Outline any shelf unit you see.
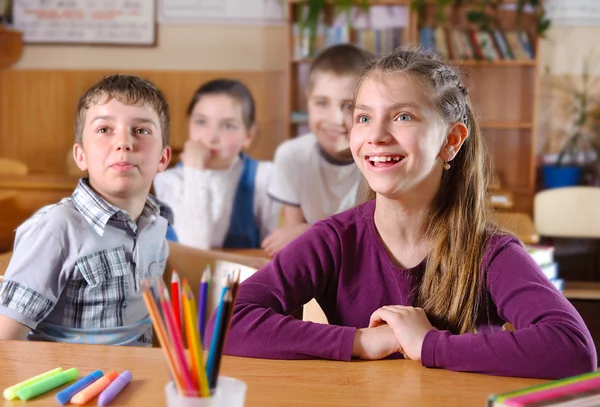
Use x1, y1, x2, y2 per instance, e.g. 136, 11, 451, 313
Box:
284, 0, 540, 213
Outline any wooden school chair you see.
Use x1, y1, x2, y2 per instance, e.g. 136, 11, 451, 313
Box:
0, 158, 28, 175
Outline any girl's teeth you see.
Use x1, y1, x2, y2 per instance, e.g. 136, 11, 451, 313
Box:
369, 156, 402, 162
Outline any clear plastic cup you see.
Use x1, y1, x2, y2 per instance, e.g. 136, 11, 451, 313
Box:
164, 377, 247, 407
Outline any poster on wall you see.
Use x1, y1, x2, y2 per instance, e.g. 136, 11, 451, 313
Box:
545, 0, 600, 26
158, 0, 284, 25
11, 0, 156, 45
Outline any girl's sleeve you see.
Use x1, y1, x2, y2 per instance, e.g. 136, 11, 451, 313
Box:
205, 222, 357, 360
154, 168, 212, 250
421, 239, 596, 379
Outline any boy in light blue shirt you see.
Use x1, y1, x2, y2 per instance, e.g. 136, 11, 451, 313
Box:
0, 74, 172, 346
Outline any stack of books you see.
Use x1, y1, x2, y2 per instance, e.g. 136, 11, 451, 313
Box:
526, 244, 564, 292
488, 370, 600, 406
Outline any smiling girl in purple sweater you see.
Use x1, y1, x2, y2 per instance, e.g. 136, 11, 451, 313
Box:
207, 47, 596, 379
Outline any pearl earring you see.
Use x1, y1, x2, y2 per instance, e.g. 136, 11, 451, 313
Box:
443, 162, 451, 170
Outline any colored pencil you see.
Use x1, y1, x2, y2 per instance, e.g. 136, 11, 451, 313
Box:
182, 281, 210, 397
141, 282, 185, 393
208, 289, 233, 390
205, 277, 230, 382
159, 287, 196, 394
198, 265, 211, 345
171, 270, 181, 333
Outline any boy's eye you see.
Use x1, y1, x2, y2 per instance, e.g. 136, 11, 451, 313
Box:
342, 103, 353, 111
395, 113, 413, 122
356, 115, 370, 124
315, 100, 328, 107
195, 119, 206, 126
223, 123, 237, 130
135, 128, 150, 135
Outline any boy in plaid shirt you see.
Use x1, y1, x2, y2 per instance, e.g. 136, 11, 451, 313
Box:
0, 74, 173, 346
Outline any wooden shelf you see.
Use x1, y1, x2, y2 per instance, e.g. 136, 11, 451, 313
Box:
450, 59, 536, 67
293, 58, 536, 67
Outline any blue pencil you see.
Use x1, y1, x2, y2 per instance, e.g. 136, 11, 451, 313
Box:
198, 265, 211, 346
205, 280, 229, 381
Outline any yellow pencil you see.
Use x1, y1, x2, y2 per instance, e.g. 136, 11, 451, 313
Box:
182, 280, 210, 397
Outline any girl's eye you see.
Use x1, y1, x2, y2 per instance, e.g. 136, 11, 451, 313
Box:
356, 115, 370, 124
395, 113, 413, 122
97, 127, 109, 134
195, 119, 205, 126
135, 128, 150, 135
315, 100, 327, 107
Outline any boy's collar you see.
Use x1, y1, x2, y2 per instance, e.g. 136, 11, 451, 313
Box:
72, 178, 166, 236
317, 145, 355, 166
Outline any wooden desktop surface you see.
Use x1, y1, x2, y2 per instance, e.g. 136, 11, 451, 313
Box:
0, 341, 545, 407
0, 174, 79, 191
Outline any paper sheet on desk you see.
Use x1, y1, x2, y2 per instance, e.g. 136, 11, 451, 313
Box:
206, 260, 258, 318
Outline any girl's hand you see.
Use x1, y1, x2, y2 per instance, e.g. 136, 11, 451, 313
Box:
368, 306, 437, 361
181, 140, 210, 170
351, 325, 403, 360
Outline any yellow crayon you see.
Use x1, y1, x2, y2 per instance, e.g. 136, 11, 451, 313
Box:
3, 367, 63, 400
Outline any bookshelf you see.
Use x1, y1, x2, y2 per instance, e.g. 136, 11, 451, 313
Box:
285, 0, 541, 213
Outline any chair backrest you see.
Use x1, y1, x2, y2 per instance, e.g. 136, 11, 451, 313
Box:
534, 187, 600, 239
0, 158, 28, 175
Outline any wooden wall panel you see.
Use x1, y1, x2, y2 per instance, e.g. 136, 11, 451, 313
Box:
0, 70, 286, 174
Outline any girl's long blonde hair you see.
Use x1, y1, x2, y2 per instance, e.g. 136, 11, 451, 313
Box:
357, 47, 497, 334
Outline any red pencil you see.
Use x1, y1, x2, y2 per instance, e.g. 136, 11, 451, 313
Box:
171, 270, 181, 333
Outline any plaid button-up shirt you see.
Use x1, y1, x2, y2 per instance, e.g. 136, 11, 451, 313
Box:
0, 179, 172, 346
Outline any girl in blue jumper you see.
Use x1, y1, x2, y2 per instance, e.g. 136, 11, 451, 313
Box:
154, 79, 280, 249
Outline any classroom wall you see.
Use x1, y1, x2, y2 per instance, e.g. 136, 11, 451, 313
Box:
537, 26, 600, 157
0, 24, 287, 174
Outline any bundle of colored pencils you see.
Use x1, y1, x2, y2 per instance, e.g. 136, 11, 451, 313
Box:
141, 268, 240, 398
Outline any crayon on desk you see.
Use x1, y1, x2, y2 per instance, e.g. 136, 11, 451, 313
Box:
3, 367, 63, 400
55, 370, 103, 405
98, 370, 132, 406
71, 371, 118, 405
16, 368, 78, 401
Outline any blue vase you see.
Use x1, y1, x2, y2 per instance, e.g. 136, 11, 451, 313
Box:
542, 165, 582, 189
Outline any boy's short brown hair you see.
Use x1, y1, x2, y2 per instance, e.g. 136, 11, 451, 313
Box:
308, 44, 375, 90
74, 74, 170, 147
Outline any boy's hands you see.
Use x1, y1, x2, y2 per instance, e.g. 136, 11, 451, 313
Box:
181, 140, 211, 170
352, 325, 403, 360
261, 224, 311, 257
368, 306, 437, 361
0, 314, 30, 340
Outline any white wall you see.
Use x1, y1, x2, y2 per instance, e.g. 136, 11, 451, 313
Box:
13, 24, 287, 71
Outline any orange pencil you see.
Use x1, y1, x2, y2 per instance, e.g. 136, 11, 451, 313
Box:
141, 284, 186, 393
70, 371, 118, 405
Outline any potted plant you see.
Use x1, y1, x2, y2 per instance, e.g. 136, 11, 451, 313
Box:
541, 55, 600, 189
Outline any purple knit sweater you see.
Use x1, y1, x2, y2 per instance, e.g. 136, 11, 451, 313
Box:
207, 200, 596, 379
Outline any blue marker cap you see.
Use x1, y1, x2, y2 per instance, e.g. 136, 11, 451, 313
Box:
55, 370, 103, 405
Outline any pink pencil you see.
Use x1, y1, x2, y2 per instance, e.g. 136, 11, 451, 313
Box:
159, 287, 197, 394
504, 376, 600, 406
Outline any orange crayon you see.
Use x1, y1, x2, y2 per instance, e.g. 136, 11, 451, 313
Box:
71, 371, 118, 405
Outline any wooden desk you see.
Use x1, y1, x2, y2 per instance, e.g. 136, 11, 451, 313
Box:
224, 248, 270, 260
0, 174, 79, 191
0, 341, 545, 406
0, 175, 79, 252
0, 190, 17, 203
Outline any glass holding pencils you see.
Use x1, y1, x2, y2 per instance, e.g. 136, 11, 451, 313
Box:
141, 269, 246, 406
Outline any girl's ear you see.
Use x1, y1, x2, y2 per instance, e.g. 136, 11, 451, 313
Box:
242, 124, 257, 149
73, 143, 88, 171
439, 122, 468, 162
